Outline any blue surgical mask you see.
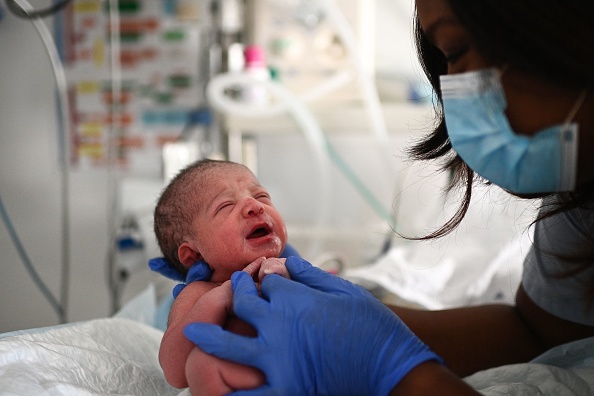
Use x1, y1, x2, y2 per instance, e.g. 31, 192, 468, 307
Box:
440, 68, 583, 194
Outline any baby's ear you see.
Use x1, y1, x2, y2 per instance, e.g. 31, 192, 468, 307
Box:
177, 242, 203, 270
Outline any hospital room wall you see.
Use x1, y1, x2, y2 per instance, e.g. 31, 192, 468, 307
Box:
0, 1, 423, 333
0, 15, 114, 332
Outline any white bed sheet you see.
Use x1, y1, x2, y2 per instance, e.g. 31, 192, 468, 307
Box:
465, 336, 594, 395
0, 317, 178, 396
1, 281, 593, 395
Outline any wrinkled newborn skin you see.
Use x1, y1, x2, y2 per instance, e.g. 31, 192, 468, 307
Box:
159, 257, 290, 396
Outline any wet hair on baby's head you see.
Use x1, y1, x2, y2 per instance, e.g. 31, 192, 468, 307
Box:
153, 159, 248, 275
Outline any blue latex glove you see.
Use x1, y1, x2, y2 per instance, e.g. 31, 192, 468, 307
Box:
279, 243, 300, 259
148, 257, 212, 298
184, 256, 442, 395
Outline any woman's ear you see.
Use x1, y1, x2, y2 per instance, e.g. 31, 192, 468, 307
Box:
178, 242, 203, 270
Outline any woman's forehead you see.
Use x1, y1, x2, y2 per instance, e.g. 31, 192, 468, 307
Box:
415, 0, 459, 37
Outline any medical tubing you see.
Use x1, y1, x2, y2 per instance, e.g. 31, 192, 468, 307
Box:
259, 78, 330, 256
207, 72, 394, 226
257, 0, 396, 228
207, 70, 353, 118
326, 144, 395, 228
0, 191, 64, 319
320, 0, 400, 229
106, 0, 124, 314
298, 69, 353, 103
207, 73, 331, 255
5, 0, 73, 19
318, 0, 393, 165
13, 0, 71, 324
207, 73, 330, 154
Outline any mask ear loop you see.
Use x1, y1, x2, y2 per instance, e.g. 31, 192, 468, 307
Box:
562, 89, 588, 128
558, 90, 587, 191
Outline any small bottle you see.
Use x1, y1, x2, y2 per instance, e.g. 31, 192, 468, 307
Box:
240, 45, 270, 105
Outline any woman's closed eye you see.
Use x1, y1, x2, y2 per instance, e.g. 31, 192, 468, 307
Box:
444, 46, 468, 64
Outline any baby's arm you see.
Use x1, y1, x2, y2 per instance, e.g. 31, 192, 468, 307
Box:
159, 280, 221, 388
184, 257, 290, 395
159, 257, 290, 391
184, 281, 264, 395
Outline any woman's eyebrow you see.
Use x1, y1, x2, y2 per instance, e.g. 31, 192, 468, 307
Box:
423, 16, 461, 43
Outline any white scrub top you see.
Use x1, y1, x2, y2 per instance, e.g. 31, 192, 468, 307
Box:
522, 197, 594, 326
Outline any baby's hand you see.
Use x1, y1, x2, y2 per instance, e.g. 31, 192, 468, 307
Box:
258, 257, 289, 283
242, 257, 266, 279
241, 257, 290, 284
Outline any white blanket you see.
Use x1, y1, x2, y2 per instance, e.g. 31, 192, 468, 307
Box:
0, 315, 592, 395
0, 317, 178, 396
465, 336, 594, 395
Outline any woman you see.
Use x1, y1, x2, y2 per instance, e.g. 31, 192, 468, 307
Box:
181, 1, 594, 394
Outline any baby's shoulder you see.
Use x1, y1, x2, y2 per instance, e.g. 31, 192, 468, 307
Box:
167, 281, 221, 327
180, 280, 219, 300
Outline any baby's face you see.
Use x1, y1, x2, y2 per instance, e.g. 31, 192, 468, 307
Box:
190, 165, 288, 283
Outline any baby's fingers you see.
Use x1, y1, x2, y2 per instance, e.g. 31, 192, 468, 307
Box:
258, 257, 288, 282
242, 257, 265, 278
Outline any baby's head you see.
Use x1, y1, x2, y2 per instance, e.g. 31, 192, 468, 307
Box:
154, 159, 287, 283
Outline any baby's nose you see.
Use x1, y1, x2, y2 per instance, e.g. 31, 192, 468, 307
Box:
242, 197, 264, 217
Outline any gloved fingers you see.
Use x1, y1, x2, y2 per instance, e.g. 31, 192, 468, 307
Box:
285, 256, 366, 296
185, 260, 213, 282
169, 259, 213, 298
184, 323, 263, 367
230, 386, 277, 396
279, 242, 300, 259
231, 271, 270, 321
172, 283, 186, 298
257, 270, 323, 306
148, 257, 184, 282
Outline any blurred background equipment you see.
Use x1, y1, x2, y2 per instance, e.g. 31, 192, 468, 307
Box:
0, 0, 534, 333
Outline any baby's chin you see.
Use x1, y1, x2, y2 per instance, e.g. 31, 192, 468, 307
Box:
209, 251, 282, 283
250, 243, 285, 261
241, 250, 279, 268
252, 245, 285, 261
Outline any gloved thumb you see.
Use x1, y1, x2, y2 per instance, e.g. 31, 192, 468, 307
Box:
185, 260, 213, 283
184, 323, 262, 367
285, 256, 356, 295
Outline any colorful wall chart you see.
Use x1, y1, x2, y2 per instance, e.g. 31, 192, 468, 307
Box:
56, 0, 205, 176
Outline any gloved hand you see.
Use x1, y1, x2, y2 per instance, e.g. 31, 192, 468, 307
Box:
148, 257, 212, 298
184, 256, 442, 395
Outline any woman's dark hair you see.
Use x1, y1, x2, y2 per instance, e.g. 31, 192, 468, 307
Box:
410, 0, 594, 239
